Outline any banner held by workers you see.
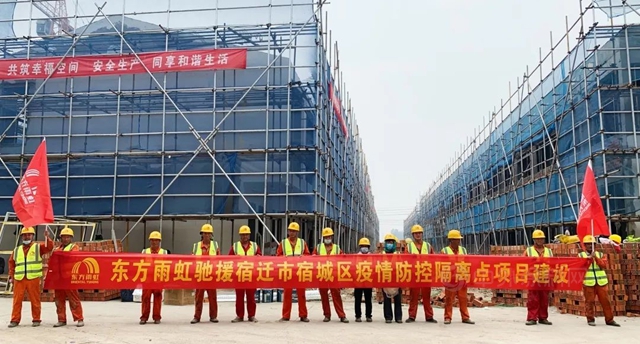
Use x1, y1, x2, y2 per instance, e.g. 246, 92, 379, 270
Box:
0, 48, 248, 81
45, 252, 590, 291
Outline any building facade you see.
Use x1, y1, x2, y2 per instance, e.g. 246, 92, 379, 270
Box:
0, 0, 378, 254
405, 5, 640, 253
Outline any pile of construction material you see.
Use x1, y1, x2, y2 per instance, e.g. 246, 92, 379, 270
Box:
431, 291, 493, 308
490, 243, 640, 317
35, 239, 123, 302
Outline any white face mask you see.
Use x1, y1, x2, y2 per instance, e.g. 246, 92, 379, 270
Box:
360, 247, 369, 254
22, 240, 32, 245
323, 239, 332, 245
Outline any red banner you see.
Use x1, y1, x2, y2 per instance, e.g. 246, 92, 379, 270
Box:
12, 139, 54, 227
0, 48, 247, 80
44, 252, 590, 291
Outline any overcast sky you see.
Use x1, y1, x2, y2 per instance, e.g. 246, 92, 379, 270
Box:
328, 0, 638, 239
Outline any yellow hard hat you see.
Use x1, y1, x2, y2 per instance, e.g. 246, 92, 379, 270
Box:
609, 234, 621, 244
287, 222, 300, 231
60, 227, 74, 237
532, 229, 546, 239
411, 224, 424, 234
322, 227, 334, 237
447, 229, 463, 239
358, 237, 370, 246
149, 231, 162, 240
20, 227, 35, 235
200, 224, 213, 233
384, 233, 397, 242
239, 225, 251, 234
583, 235, 596, 244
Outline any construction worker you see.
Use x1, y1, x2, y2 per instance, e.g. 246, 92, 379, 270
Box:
276, 221, 310, 322
229, 225, 261, 323
313, 227, 348, 323
53, 227, 84, 328
523, 229, 553, 326
441, 229, 474, 325
406, 224, 437, 323
354, 237, 373, 323
191, 223, 220, 324
140, 231, 167, 325
8, 227, 53, 328
381, 234, 402, 323
579, 235, 620, 327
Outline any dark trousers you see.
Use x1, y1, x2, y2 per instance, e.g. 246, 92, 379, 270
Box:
383, 289, 402, 321
354, 288, 372, 319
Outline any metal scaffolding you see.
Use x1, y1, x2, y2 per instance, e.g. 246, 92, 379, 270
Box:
405, 0, 640, 253
0, 0, 379, 253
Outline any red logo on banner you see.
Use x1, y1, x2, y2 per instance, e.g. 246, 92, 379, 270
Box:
0, 48, 247, 81
12, 139, 54, 227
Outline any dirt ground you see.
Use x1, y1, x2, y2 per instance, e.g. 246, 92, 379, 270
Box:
0, 295, 638, 344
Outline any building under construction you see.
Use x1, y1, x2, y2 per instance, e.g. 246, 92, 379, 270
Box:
405, 1, 640, 253
0, 0, 379, 254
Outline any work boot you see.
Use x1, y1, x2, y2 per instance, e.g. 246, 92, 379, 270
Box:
526, 320, 537, 326
385, 319, 392, 323
8, 322, 18, 328
190, 318, 199, 324
444, 319, 451, 325
588, 322, 596, 326
538, 319, 552, 325
153, 320, 160, 324
231, 317, 243, 323
366, 317, 372, 323
340, 318, 349, 323
607, 321, 621, 327
355, 318, 362, 323
76, 320, 84, 327
300, 317, 309, 322
323, 317, 330, 322
426, 318, 438, 323
278, 318, 289, 322
395, 319, 403, 324
53, 322, 66, 327
32, 322, 41, 327
248, 317, 258, 323
462, 319, 475, 325
210, 318, 218, 323
405, 318, 415, 323
139, 320, 147, 325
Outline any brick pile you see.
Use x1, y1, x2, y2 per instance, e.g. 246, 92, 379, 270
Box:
490, 243, 640, 317
431, 291, 493, 308
31, 239, 124, 302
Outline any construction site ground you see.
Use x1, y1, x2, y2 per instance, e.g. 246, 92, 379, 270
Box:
1, 291, 638, 344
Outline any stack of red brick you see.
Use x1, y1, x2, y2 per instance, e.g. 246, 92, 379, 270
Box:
490, 243, 640, 317
25, 239, 124, 302
431, 291, 493, 308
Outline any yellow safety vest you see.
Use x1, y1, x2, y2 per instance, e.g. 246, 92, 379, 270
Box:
579, 251, 608, 286
234, 241, 257, 256
192, 241, 218, 255
408, 241, 431, 254
142, 248, 167, 254
526, 246, 553, 257
62, 243, 76, 252
14, 244, 42, 281
317, 243, 339, 255
441, 246, 467, 255
282, 238, 304, 256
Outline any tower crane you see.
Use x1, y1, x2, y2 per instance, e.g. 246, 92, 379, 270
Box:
33, 0, 72, 36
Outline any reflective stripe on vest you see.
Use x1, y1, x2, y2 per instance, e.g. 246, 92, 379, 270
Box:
526, 247, 553, 257
579, 251, 608, 286
142, 248, 167, 254
234, 241, 257, 256
408, 241, 431, 254
317, 243, 339, 255
283, 238, 303, 256
63, 243, 75, 252
441, 246, 467, 255
193, 241, 218, 255
14, 244, 42, 281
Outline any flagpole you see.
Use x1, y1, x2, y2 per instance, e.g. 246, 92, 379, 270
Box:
590, 218, 594, 253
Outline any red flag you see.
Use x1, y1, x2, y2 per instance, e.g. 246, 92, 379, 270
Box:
576, 160, 609, 240
12, 139, 54, 227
